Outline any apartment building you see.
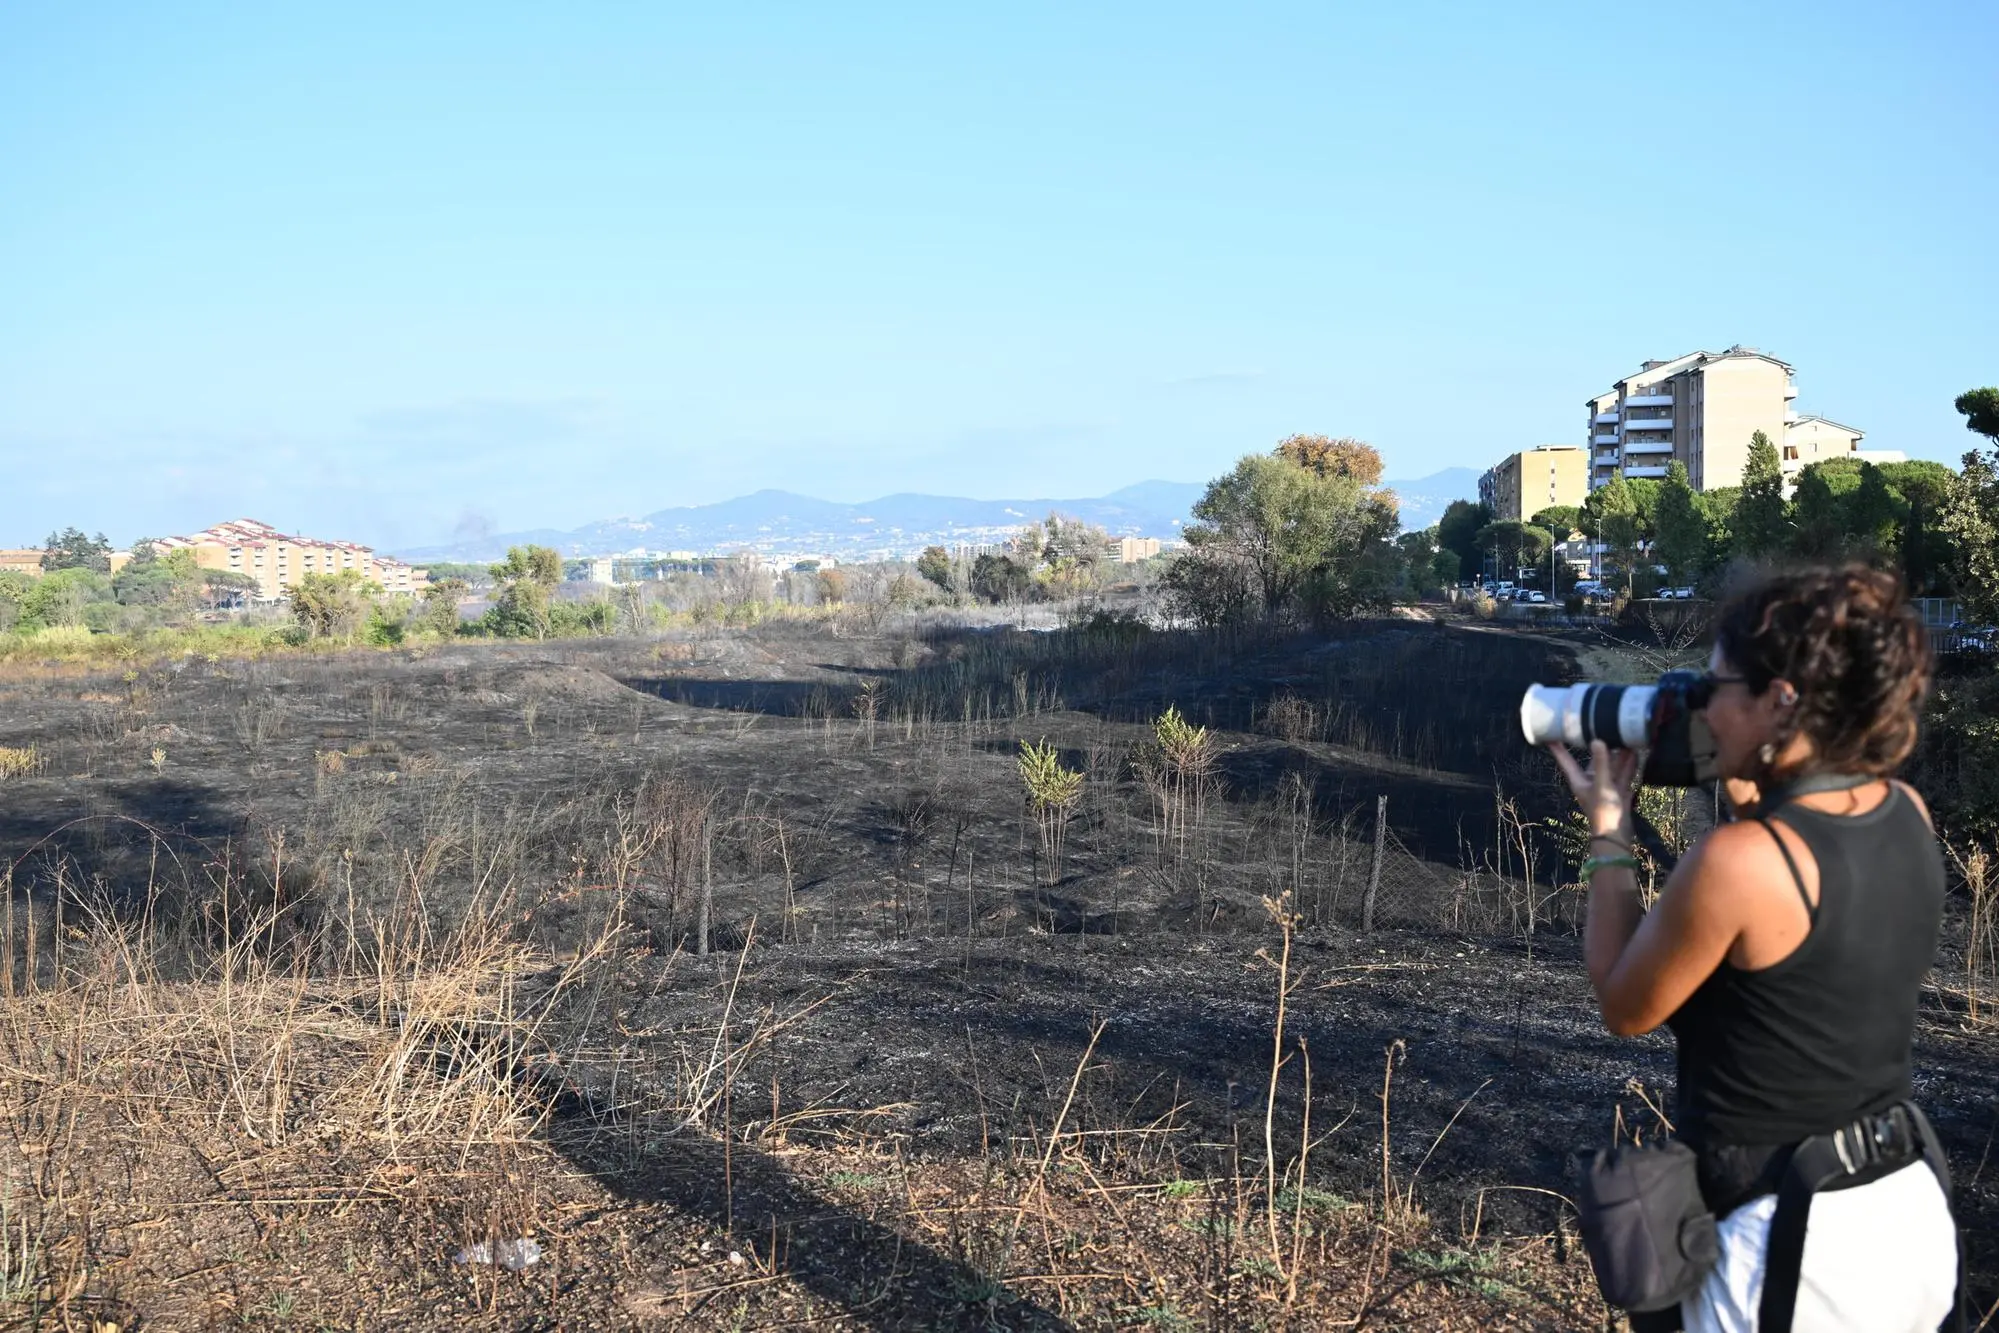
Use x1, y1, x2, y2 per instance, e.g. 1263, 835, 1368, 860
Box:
1584, 346, 1889, 491
155, 519, 428, 601
0, 550, 45, 577
1103, 536, 1162, 563
1478, 446, 1588, 522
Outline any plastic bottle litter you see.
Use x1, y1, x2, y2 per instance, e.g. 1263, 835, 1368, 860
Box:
453, 1237, 543, 1271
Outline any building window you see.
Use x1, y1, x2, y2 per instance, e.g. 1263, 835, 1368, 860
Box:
1784, 446, 1799, 461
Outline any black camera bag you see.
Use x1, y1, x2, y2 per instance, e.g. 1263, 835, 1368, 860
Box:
1574, 1140, 1719, 1313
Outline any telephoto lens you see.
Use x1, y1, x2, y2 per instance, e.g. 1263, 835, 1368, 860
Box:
1519, 682, 1658, 750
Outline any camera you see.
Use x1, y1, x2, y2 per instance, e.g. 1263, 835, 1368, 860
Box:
1519, 670, 1719, 787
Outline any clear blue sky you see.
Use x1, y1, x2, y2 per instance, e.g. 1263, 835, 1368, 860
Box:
3, 2, 1994, 551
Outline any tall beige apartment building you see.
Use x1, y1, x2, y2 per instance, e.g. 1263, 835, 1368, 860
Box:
1585, 346, 1887, 491
155, 519, 427, 601
1478, 445, 1588, 522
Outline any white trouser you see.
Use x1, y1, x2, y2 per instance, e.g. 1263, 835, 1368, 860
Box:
1684, 1158, 1957, 1332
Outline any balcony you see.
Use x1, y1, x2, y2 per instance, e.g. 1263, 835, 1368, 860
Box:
1624, 419, 1674, 433
1625, 393, 1673, 408
1624, 465, 1670, 478
1784, 382, 1798, 399
1595, 451, 1621, 466
1594, 411, 1619, 425
1592, 433, 1620, 445
1623, 439, 1674, 455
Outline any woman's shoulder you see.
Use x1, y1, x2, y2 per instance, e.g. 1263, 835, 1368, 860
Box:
1678, 817, 1819, 916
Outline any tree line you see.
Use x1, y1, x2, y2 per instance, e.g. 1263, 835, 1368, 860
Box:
1161, 391, 1999, 626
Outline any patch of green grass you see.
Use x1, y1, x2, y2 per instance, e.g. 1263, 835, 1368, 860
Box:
826, 1170, 888, 1191
1274, 1184, 1354, 1213
1128, 1302, 1195, 1330
1161, 1178, 1203, 1200
1232, 1255, 1281, 1281
1176, 1215, 1236, 1239
1401, 1245, 1522, 1302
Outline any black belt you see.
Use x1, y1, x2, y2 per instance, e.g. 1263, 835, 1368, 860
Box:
1703, 1104, 1957, 1333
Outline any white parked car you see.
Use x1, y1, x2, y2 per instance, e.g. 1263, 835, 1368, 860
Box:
1521, 590, 1548, 604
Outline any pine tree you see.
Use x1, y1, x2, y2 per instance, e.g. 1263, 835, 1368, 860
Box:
1653, 463, 1708, 586
1733, 431, 1790, 558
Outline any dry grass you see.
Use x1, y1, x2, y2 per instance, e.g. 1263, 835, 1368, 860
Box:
0, 749, 44, 781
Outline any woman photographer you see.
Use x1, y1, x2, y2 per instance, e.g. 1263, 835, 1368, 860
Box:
1549, 564, 1956, 1333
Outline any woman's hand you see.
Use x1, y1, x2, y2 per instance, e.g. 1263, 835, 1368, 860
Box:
1547, 740, 1639, 839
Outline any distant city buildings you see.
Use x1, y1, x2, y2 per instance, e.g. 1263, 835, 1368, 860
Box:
154, 519, 428, 600
1478, 447, 1588, 522
1583, 346, 1896, 492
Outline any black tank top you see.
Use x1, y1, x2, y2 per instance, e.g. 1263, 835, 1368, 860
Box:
1666, 786, 1947, 1148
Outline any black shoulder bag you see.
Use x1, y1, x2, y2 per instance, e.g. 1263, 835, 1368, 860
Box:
1574, 1139, 1719, 1314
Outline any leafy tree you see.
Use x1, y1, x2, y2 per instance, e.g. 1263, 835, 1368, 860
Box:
1733, 430, 1791, 558
40, 527, 113, 574
1584, 476, 1646, 592
1430, 547, 1461, 589
421, 561, 490, 586
485, 545, 563, 639
1160, 548, 1253, 627
1878, 460, 1958, 594
1474, 521, 1553, 581
1846, 462, 1906, 559
199, 569, 261, 609
22, 568, 111, 630
0, 571, 32, 632
1168, 451, 1397, 623
1026, 513, 1108, 597
1652, 462, 1708, 585
815, 568, 846, 604
1273, 434, 1384, 485
1944, 447, 1999, 625
1698, 487, 1741, 583
419, 578, 469, 635
1529, 506, 1584, 540
290, 569, 378, 642
915, 545, 954, 592
969, 553, 1034, 604
1435, 500, 1493, 584
1396, 529, 1442, 597
1956, 387, 1999, 444
1792, 459, 1865, 558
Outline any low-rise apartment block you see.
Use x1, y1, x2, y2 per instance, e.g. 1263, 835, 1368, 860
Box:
1478, 446, 1588, 522
1103, 536, 1162, 563
1584, 346, 1889, 491
155, 519, 428, 601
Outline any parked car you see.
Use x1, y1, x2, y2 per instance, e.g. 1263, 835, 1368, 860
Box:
1658, 586, 1697, 600
1520, 590, 1548, 604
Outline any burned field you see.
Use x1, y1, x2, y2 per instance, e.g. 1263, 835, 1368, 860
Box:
0, 616, 1991, 1330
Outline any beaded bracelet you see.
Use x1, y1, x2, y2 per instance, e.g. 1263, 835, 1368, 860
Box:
1579, 853, 1641, 879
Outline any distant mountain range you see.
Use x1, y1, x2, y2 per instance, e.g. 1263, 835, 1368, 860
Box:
394, 468, 1481, 564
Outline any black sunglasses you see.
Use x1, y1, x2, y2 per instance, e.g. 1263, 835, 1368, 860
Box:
1684, 672, 1749, 709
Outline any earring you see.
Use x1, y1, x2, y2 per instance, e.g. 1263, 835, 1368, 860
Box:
1759, 742, 1777, 765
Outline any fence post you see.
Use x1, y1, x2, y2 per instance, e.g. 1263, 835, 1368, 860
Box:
698, 816, 713, 957
1363, 794, 1387, 933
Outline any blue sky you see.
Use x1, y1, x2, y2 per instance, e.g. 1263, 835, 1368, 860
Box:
2, 2, 1994, 552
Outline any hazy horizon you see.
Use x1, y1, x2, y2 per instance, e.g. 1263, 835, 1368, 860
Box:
4, 4, 1993, 549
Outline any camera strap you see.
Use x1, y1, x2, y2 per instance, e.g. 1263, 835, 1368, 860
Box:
1757, 771, 1875, 811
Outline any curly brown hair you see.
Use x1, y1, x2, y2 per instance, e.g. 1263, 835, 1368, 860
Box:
1715, 564, 1931, 777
